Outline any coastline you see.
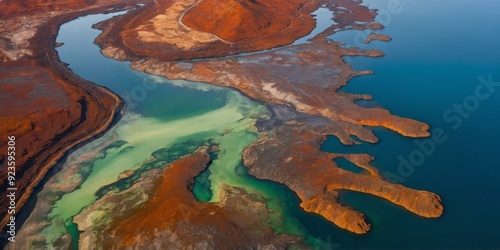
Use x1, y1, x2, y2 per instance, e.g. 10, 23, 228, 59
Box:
3, 0, 500, 248
90, 0, 442, 236
0, 1, 149, 233
2, 0, 446, 248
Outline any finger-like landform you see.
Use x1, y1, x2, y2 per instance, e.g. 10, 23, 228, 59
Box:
93, 0, 443, 237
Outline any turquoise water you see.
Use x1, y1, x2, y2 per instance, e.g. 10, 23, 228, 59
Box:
48, 11, 334, 249
320, 0, 500, 248
44, 1, 500, 248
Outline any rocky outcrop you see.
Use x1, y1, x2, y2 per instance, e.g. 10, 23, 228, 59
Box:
126, 43, 429, 140
183, 0, 314, 42
243, 115, 443, 234
364, 33, 392, 44
0, 62, 120, 231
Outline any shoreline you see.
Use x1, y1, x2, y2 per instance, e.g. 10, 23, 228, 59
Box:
0, 1, 149, 235
2, 0, 444, 247
90, 0, 442, 237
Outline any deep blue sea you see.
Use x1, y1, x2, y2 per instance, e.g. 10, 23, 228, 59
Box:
322, 0, 500, 248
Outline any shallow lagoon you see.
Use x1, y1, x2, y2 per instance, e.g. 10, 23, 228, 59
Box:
17, 0, 500, 248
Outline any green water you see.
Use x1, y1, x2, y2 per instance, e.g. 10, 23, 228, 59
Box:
47, 90, 258, 220
26, 0, 500, 248
192, 163, 213, 202
24, 11, 337, 249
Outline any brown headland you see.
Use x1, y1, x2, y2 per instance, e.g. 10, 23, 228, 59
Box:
73, 147, 301, 249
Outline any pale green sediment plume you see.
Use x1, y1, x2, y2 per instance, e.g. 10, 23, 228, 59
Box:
41, 90, 286, 244
49, 90, 264, 219
20, 10, 324, 247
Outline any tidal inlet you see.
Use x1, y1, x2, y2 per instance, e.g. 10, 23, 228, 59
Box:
10, 0, 500, 249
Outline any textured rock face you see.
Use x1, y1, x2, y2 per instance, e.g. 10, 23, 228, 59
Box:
0, 60, 122, 230
74, 147, 300, 249
93, 0, 319, 60
0, 63, 91, 216
182, 0, 312, 42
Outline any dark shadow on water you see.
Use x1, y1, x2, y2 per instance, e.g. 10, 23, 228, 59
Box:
334, 158, 365, 174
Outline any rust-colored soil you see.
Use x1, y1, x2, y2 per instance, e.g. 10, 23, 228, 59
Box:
0, 60, 121, 229
0, 0, 148, 229
93, 0, 320, 60
244, 121, 443, 234
183, 0, 312, 42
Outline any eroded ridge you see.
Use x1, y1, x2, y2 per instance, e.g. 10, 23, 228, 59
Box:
245, 106, 443, 234
129, 42, 429, 141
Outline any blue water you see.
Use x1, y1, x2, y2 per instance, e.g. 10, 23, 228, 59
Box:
294, 7, 336, 45
52, 1, 500, 248
321, 0, 500, 248
56, 13, 227, 119
53, 12, 346, 249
